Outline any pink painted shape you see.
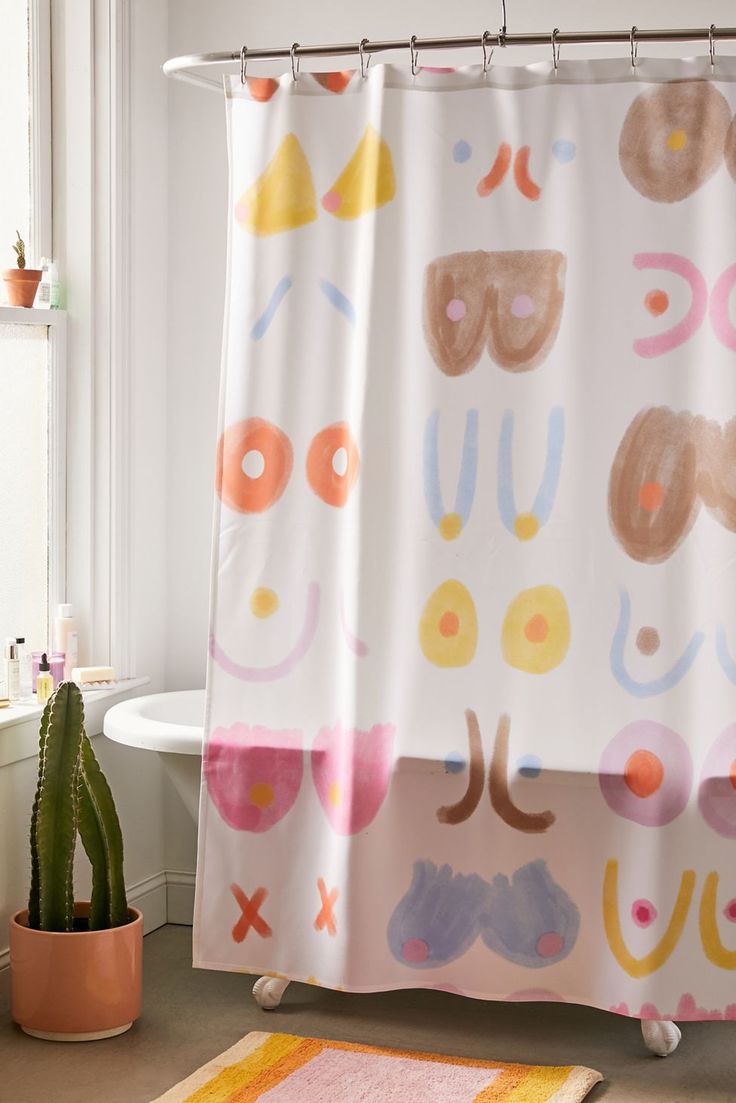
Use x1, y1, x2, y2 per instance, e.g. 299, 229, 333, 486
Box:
311, 721, 395, 835
340, 594, 369, 657
260, 1048, 499, 1103
321, 190, 342, 213
210, 581, 320, 683
633, 253, 708, 358
632, 898, 658, 928
234, 199, 249, 224
709, 263, 736, 351
204, 724, 303, 832
506, 989, 566, 1003
445, 298, 467, 321
511, 294, 535, 318
724, 898, 736, 922
611, 994, 736, 1021
536, 932, 565, 958
402, 938, 429, 964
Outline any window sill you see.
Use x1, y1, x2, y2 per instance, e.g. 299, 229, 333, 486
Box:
0, 677, 151, 768
0, 305, 66, 325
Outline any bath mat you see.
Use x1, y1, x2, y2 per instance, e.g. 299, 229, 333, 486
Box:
151, 1031, 603, 1102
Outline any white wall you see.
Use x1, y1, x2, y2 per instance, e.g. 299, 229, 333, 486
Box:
163, 0, 736, 689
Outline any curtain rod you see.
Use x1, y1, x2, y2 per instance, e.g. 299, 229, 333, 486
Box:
163, 25, 736, 90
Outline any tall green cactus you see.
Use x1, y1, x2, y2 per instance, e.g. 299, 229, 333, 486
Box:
28, 682, 129, 932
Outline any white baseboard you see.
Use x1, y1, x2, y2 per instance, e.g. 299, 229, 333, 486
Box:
0, 868, 195, 1009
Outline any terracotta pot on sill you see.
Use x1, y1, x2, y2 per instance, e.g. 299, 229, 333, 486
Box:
10, 904, 143, 1041
3, 268, 42, 307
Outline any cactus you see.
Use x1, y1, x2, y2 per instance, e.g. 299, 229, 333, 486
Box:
12, 230, 26, 269
28, 682, 129, 932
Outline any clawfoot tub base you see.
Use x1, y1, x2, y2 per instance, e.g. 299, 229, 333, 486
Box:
253, 976, 291, 1009
641, 1019, 682, 1056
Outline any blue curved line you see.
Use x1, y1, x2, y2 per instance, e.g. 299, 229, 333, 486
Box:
250, 276, 293, 340
531, 406, 565, 525
715, 624, 736, 684
497, 409, 517, 534
423, 410, 445, 526
319, 278, 357, 325
454, 410, 479, 523
610, 589, 705, 698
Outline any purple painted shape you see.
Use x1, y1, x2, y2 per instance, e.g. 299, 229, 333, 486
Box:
387, 861, 491, 968
311, 721, 395, 835
210, 582, 320, 682
698, 723, 736, 838
709, 263, 736, 351
479, 860, 579, 968
204, 724, 303, 832
633, 253, 708, 358
599, 720, 692, 827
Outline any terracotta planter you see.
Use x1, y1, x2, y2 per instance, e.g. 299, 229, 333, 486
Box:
3, 268, 42, 307
10, 904, 143, 1041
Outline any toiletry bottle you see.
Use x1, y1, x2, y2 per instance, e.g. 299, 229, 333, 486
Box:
15, 637, 32, 701
5, 638, 20, 702
55, 604, 78, 679
37, 258, 51, 308
36, 653, 54, 704
48, 260, 60, 309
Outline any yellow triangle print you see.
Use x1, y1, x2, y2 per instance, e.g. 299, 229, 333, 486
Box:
235, 133, 317, 236
322, 125, 396, 220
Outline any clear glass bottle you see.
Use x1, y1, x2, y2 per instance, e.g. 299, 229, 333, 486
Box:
5, 638, 21, 702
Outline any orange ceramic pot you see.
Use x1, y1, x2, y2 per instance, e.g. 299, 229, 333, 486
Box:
10, 904, 143, 1041
2, 268, 42, 307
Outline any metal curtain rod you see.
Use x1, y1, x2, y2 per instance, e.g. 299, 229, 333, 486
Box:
163, 25, 736, 89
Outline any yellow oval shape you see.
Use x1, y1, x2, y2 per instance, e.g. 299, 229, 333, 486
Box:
501, 584, 570, 674
419, 579, 478, 668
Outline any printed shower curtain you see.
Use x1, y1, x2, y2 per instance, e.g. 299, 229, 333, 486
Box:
194, 56, 736, 1022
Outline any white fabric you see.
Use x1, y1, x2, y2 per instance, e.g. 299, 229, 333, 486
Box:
194, 57, 736, 1022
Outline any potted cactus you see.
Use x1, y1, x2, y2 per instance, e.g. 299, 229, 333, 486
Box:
9, 682, 143, 1041
3, 231, 42, 307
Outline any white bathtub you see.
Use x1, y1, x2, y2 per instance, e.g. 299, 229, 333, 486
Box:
103, 690, 204, 820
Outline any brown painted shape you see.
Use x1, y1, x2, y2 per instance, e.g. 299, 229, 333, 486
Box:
608, 407, 701, 564
725, 116, 736, 183
485, 251, 566, 373
702, 417, 736, 532
423, 253, 491, 376
619, 81, 731, 203
488, 714, 555, 834
436, 709, 485, 825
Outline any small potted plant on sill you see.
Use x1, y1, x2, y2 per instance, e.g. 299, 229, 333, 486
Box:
3, 231, 42, 307
9, 682, 143, 1041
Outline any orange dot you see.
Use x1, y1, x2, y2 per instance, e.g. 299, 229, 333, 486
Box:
624, 750, 664, 799
730, 760, 736, 792
524, 614, 549, 644
439, 611, 460, 637
644, 289, 669, 317
638, 481, 665, 512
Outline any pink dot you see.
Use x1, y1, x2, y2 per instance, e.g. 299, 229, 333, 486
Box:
446, 298, 466, 321
536, 931, 564, 958
724, 899, 736, 923
402, 938, 429, 964
234, 200, 249, 223
632, 899, 657, 928
321, 190, 342, 213
511, 294, 535, 319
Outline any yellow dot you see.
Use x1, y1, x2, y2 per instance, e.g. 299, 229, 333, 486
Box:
249, 782, 274, 808
329, 781, 341, 807
514, 512, 540, 541
250, 587, 279, 618
439, 512, 462, 540
666, 129, 687, 151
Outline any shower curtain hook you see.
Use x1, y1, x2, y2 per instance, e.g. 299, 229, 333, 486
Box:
709, 24, 717, 69
359, 37, 371, 79
499, 0, 508, 46
630, 26, 639, 69
290, 42, 300, 82
551, 28, 560, 72
481, 31, 494, 73
409, 35, 419, 76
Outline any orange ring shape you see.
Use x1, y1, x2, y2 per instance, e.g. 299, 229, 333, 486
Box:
216, 417, 293, 513
307, 422, 360, 507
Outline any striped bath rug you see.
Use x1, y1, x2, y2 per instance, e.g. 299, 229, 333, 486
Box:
151, 1031, 603, 1102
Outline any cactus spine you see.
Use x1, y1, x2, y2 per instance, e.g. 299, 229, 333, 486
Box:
28, 682, 129, 932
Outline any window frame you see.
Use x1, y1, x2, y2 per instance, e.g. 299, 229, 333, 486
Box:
29, 0, 53, 264
0, 305, 67, 643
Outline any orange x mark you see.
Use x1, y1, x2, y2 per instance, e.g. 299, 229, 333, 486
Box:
314, 878, 338, 936
230, 883, 272, 942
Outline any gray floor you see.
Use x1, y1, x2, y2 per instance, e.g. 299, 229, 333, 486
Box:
1, 924, 734, 1103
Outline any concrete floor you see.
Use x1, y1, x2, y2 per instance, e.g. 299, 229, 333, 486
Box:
1, 924, 734, 1103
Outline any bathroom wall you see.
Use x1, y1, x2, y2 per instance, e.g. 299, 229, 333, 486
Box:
163, 0, 736, 690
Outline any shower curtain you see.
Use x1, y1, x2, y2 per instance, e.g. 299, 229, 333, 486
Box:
194, 56, 736, 1022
